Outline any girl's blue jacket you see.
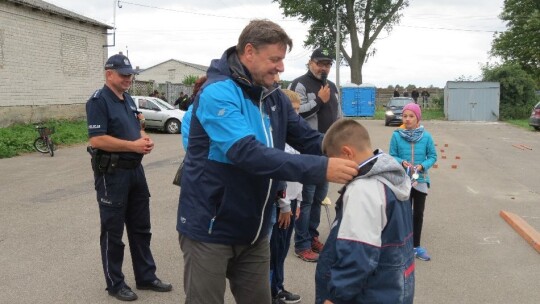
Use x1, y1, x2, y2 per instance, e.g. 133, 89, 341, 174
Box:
389, 128, 437, 185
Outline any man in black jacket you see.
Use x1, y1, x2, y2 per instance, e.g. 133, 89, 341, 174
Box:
288, 48, 342, 262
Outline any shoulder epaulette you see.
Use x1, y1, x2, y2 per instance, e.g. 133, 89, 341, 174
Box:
91, 89, 102, 100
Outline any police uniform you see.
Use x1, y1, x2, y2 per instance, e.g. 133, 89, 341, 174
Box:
86, 54, 171, 300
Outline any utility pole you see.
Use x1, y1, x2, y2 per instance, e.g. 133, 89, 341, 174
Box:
335, 6, 341, 100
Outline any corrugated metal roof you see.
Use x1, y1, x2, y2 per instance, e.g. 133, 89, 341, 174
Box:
6, 0, 113, 29
445, 81, 500, 89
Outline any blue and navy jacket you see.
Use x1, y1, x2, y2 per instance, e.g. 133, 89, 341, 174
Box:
389, 127, 437, 185
315, 152, 415, 304
177, 46, 327, 245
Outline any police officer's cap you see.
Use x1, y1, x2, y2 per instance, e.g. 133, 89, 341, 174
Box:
104, 54, 137, 75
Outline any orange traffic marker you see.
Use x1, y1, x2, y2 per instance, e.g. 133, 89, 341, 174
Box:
455, 156, 461, 160
440, 149, 445, 153
444, 144, 448, 147
442, 155, 447, 159
451, 164, 457, 169
433, 164, 438, 169
500, 210, 540, 253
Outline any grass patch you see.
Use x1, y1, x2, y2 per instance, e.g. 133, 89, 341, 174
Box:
504, 119, 536, 131
0, 119, 88, 159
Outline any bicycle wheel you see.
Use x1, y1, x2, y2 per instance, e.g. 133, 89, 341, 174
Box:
48, 139, 55, 157
33, 137, 50, 153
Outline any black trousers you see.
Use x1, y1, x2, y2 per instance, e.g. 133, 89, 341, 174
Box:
270, 199, 298, 297
94, 165, 157, 292
410, 187, 427, 248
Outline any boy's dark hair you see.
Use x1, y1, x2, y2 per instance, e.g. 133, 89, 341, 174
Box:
236, 19, 293, 54
322, 119, 371, 156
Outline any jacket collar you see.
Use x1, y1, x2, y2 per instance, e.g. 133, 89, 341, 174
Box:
307, 70, 325, 85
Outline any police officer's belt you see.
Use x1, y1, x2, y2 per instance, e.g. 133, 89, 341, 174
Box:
114, 159, 141, 169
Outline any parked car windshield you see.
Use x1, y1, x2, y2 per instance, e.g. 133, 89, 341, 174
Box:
151, 97, 175, 110
388, 98, 413, 107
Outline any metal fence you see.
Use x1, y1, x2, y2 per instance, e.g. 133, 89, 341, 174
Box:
129, 80, 194, 105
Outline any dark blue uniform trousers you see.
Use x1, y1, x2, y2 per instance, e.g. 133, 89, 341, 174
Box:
95, 165, 157, 292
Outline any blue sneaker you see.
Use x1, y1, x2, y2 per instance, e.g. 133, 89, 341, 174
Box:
414, 246, 431, 261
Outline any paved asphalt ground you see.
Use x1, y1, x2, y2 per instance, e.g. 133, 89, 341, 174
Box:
1, 119, 539, 304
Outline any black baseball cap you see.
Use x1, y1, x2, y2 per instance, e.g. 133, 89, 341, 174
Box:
311, 48, 333, 62
104, 54, 137, 75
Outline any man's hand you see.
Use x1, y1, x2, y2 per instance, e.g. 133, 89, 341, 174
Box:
278, 211, 292, 229
132, 137, 154, 154
326, 158, 358, 184
318, 85, 331, 103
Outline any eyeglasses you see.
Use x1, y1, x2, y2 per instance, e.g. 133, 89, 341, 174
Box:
315, 61, 332, 68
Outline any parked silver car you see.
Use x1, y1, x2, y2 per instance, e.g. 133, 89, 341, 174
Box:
132, 96, 185, 134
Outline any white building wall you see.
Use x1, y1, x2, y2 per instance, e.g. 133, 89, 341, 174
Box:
0, 1, 108, 108
136, 60, 206, 84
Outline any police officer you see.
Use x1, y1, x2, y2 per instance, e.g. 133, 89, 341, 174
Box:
86, 53, 172, 301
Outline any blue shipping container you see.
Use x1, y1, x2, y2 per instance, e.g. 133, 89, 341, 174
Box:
341, 86, 376, 117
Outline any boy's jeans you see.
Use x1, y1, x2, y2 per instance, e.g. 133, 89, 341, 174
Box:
294, 182, 328, 251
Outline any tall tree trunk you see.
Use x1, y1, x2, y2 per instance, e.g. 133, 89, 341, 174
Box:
350, 50, 366, 84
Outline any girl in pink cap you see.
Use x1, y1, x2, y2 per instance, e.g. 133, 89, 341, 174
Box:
389, 103, 437, 261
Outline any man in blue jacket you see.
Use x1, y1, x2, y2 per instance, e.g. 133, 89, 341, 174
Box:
177, 19, 358, 304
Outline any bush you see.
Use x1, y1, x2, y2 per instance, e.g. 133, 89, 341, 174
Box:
482, 63, 538, 119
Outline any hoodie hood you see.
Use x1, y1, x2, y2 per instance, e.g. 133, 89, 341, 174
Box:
356, 150, 411, 201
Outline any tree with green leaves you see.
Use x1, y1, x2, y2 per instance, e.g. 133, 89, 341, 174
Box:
275, 0, 408, 84
482, 63, 538, 119
182, 75, 199, 86
491, 0, 540, 87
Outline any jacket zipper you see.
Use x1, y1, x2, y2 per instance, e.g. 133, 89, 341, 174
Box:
208, 216, 216, 234
251, 92, 274, 244
410, 143, 415, 166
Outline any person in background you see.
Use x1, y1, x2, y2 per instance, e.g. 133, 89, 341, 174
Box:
180, 75, 208, 151
403, 90, 409, 97
159, 92, 168, 102
393, 89, 400, 97
174, 92, 189, 109
270, 88, 303, 304
389, 103, 437, 261
176, 19, 358, 304
421, 89, 430, 108
411, 88, 419, 104
288, 48, 341, 262
85, 53, 172, 302
315, 119, 414, 304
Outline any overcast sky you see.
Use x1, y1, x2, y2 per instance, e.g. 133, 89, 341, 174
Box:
44, 0, 506, 88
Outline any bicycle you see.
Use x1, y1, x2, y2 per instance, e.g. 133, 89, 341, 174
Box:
34, 125, 55, 157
